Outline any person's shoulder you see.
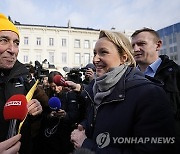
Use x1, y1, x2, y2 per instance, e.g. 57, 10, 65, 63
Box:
125, 67, 151, 88
125, 67, 163, 90
12, 60, 29, 76
126, 69, 167, 99
14, 60, 26, 69
159, 55, 180, 70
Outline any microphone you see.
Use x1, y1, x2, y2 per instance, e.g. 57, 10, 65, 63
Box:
45, 97, 62, 136
83, 63, 96, 72
3, 94, 28, 139
53, 75, 68, 87
48, 97, 61, 111
63, 66, 71, 72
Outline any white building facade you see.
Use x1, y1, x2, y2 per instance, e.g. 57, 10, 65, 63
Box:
15, 23, 133, 73
16, 24, 100, 73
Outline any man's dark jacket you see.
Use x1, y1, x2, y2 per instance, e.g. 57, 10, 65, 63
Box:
155, 55, 180, 119
0, 60, 47, 154
154, 55, 180, 153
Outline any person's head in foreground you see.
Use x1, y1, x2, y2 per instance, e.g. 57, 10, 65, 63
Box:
0, 13, 19, 70
93, 30, 136, 77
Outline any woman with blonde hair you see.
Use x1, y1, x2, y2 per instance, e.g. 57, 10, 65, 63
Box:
68, 30, 175, 154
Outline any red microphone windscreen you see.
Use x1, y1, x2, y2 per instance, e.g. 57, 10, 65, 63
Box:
3, 94, 28, 121
53, 75, 68, 87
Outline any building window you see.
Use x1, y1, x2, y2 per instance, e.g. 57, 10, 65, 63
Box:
84, 40, 90, 49
62, 38, 67, 47
75, 53, 81, 64
49, 38, 54, 46
173, 34, 176, 43
174, 55, 178, 61
23, 55, 28, 63
164, 49, 167, 55
93, 40, 97, 49
62, 52, 67, 64
36, 37, 41, 45
170, 47, 173, 53
174, 46, 177, 52
74, 39, 80, 48
24, 37, 29, 45
84, 53, 90, 64
169, 34, 172, 44
49, 52, 54, 64
36, 54, 41, 62
169, 34, 176, 44
162, 37, 166, 45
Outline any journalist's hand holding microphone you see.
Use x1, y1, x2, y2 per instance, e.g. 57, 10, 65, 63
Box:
53, 74, 81, 92
65, 81, 81, 92
51, 109, 66, 118
28, 99, 42, 116
48, 97, 66, 118
84, 68, 94, 82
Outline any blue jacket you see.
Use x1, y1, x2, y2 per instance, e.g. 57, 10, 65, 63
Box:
81, 67, 175, 154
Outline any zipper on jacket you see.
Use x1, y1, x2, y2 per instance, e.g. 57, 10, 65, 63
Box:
84, 87, 125, 126
95, 98, 125, 117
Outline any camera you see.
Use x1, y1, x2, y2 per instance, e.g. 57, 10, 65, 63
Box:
34, 61, 49, 80
66, 69, 83, 84
25, 61, 49, 81
63, 63, 95, 84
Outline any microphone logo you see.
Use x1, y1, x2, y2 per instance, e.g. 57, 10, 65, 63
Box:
5, 101, 22, 107
60, 77, 65, 83
49, 106, 59, 110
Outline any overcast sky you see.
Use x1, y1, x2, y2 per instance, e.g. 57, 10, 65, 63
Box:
1, 0, 180, 31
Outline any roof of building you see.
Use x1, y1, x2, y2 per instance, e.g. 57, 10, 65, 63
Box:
157, 22, 180, 37
14, 22, 100, 32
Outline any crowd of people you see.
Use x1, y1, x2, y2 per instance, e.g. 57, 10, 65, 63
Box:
0, 12, 180, 154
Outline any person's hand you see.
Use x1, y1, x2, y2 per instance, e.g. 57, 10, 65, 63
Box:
0, 134, 21, 154
71, 125, 86, 149
65, 81, 81, 92
28, 99, 42, 116
85, 68, 94, 81
77, 124, 84, 131
51, 109, 66, 118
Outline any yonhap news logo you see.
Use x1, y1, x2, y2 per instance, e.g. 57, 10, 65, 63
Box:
96, 132, 110, 148
96, 132, 175, 149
